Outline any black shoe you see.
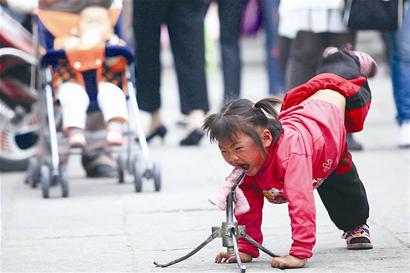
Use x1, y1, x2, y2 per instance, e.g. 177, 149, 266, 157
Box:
146, 125, 167, 143
347, 134, 363, 151
81, 152, 117, 178
180, 129, 204, 146
85, 164, 116, 178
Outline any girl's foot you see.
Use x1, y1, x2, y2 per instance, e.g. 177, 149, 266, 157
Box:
342, 224, 373, 250
323, 46, 378, 78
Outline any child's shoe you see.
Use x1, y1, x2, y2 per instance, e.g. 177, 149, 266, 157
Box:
349, 50, 378, 78
106, 120, 123, 146
323, 46, 378, 78
67, 128, 86, 148
342, 224, 373, 250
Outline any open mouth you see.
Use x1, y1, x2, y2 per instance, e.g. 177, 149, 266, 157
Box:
239, 164, 250, 171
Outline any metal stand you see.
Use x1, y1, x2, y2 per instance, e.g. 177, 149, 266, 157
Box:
153, 173, 278, 273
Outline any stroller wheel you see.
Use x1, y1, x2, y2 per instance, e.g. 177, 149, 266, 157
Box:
58, 167, 69, 198
132, 157, 143, 192
25, 157, 40, 188
40, 164, 51, 198
116, 156, 125, 184
152, 163, 161, 192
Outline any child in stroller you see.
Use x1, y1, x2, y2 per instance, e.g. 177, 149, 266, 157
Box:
52, 4, 127, 148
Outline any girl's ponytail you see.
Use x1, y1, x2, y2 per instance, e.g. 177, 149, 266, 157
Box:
254, 97, 281, 119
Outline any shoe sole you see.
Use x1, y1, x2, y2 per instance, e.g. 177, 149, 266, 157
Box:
347, 243, 373, 250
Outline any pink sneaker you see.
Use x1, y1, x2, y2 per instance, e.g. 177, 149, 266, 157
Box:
106, 121, 123, 146
323, 46, 378, 78
67, 128, 86, 148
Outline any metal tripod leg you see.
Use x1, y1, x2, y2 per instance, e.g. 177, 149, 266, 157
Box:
231, 230, 246, 273
242, 234, 278, 258
153, 230, 219, 268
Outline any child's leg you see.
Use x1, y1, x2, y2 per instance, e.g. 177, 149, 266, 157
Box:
317, 162, 369, 232
58, 82, 90, 129
58, 82, 89, 147
97, 82, 128, 123
97, 82, 128, 145
317, 47, 377, 80
317, 162, 372, 249
282, 48, 377, 133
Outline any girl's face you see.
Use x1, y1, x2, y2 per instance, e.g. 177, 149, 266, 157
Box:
218, 129, 273, 176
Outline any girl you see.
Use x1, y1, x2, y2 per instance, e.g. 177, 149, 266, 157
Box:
203, 47, 377, 269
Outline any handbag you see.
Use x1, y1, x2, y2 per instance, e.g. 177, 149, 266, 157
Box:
240, 0, 262, 36
343, 0, 404, 30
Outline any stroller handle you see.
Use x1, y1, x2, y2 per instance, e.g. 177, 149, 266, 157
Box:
40, 45, 134, 67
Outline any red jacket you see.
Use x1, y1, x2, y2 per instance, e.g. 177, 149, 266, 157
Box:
236, 73, 370, 259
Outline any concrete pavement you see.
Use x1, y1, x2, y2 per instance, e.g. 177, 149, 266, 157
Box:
1, 33, 410, 273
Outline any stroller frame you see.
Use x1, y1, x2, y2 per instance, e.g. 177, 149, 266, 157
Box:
25, 4, 161, 198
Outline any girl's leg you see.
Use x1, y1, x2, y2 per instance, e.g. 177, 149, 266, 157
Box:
97, 82, 128, 123
317, 162, 369, 232
97, 82, 128, 145
58, 82, 89, 147
58, 82, 89, 130
317, 161, 372, 249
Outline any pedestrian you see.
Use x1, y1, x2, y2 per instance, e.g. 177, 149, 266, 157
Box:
203, 47, 377, 269
390, 2, 410, 148
133, 0, 210, 146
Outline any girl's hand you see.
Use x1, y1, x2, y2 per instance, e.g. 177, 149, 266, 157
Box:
271, 255, 306, 269
215, 251, 253, 263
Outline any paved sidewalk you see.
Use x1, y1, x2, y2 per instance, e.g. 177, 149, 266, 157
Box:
1, 34, 409, 273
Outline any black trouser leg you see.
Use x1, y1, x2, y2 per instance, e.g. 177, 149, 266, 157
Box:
218, 0, 245, 103
286, 31, 355, 89
167, 0, 209, 114
317, 162, 369, 232
133, 0, 168, 113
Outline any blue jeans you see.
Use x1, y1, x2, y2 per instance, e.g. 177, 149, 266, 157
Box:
391, 4, 410, 125
261, 0, 285, 95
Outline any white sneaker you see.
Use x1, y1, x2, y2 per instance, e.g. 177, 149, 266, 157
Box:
399, 121, 410, 148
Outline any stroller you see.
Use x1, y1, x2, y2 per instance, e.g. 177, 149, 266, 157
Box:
25, 1, 161, 198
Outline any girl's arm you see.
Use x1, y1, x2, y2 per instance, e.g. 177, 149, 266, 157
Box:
283, 153, 316, 260
235, 178, 265, 258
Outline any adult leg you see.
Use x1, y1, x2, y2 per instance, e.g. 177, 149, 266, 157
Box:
286, 31, 325, 89
133, 0, 166, 113
133, 0, 169, 136
167, 0, 209, 115
261, 0, 285, 95
218, 0, 245, 103
391, 5, 410, 147
168, 0, 209, 145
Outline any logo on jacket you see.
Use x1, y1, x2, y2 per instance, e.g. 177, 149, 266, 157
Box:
322, 159, 333, 172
